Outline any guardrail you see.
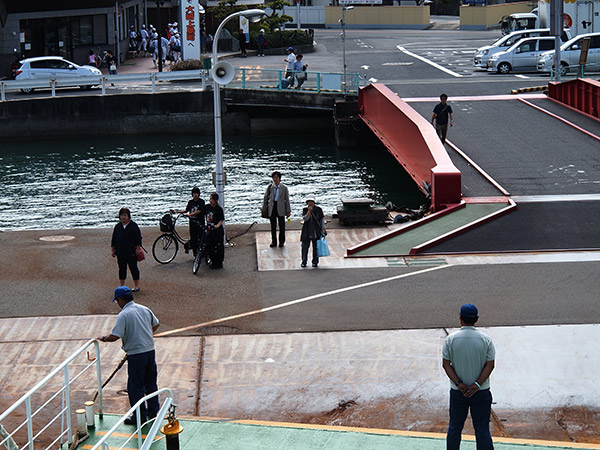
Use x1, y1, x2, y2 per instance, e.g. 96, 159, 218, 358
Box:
0, 339, 103, 450
0, 68, 361, 101
229, 67, 362, 94
89, 388, 174, 450
0, 69, 208, 101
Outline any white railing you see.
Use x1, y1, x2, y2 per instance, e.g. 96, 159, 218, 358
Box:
0, 67, 362, 102
0, 69, 208, 101
89, 388, 174, 450
0, 339, 103, 450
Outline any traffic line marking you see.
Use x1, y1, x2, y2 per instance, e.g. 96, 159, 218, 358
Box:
397, 46, 463, 77
156, 265, 450, 337
519, 98, 600, 143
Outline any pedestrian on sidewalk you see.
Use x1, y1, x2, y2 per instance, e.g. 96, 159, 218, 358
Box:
111, 208, 143, 292
262, 171, 291, 248
431, 93, 453, 145
238, 29, 247, 58
257, 29, 266, 56
97, 286, 160, 425
300, 196, 325, 268
442, 303, 496, 450
284, 47, 296, 85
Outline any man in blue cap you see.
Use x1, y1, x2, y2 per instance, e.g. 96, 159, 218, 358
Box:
442, 303, 496, 450
97, 286, 160, 425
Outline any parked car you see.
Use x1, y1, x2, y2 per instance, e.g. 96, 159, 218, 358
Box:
474, 28, 572, 69
537, 32, 600, 76
488, 37, 557, 73
15, 56, 102, 93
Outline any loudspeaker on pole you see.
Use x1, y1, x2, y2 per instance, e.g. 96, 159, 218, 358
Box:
211, 61, 235, 85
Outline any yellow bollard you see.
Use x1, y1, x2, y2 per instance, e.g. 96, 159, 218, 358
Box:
160, 419, 183, 450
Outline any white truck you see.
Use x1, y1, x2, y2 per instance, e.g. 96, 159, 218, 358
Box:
537, 0, 599, 36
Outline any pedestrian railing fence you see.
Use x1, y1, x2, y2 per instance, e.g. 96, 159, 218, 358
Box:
0, 68, 361, 101
0, 339, 103, 450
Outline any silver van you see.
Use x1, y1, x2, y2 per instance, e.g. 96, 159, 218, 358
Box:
474, 28, 571, 69
537, 32, 600, 75
488, 37, 557, 73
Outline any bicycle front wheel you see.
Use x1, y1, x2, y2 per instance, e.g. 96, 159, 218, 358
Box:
153, 234, 178, 264
192, 250, 201, 274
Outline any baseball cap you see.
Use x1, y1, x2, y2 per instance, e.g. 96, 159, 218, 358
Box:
286, 47, 294, 52
460, 303, 478, 318
113, 286, 132, 302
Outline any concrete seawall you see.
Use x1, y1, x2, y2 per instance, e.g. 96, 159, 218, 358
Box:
0, 89, 353, 139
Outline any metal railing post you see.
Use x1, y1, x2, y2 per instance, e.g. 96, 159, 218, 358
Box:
51, 80, 56, 97
1, 82, 5, 102
317, 72, 321, 93
201, 71, 206, 91
25, 398, 33, 450
95, 341, 103, 418
101, 77, 106, 95
64, 366, 72, 445
152, 73, 156, 94
136, 408, 143, 449
241, 68, 246, 89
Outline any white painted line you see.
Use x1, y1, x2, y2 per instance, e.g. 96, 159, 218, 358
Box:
156, 265, 451, 337
446, 140, 511, 196
403, 93, 546, 102
446, 251, 600, 266
515, 74, 530, 79
511, 194, 600, 203
397, 46, 463, 77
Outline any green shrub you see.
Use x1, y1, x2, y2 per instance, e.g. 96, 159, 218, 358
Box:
170, 59, 209, 71
247, 29, 313, 50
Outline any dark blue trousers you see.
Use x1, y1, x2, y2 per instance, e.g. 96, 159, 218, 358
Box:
127, 350, 159, 419
447, 388, 494, 450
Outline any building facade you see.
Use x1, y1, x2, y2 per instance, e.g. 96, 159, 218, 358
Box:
0, 0, 146, 78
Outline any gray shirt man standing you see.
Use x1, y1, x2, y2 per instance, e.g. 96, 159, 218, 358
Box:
97, 286, 160, 425
262, 171, 291, 248
442, 303, 495, 450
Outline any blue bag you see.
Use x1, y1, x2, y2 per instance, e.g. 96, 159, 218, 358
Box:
317, 234, 330, 257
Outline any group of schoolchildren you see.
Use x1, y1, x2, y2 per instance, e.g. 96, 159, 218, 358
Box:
129, 23, 182, 67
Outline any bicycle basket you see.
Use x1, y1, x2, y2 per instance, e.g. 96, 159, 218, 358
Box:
159, 214, 174, 232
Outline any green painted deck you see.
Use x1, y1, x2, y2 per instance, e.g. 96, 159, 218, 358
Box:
79, 414, 597, 450
354, 203, 508, 256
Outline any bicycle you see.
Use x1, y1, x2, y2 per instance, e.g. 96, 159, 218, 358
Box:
152, 213, 209, 274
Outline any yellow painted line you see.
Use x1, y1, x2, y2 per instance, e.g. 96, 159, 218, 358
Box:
188, 417, 600, 449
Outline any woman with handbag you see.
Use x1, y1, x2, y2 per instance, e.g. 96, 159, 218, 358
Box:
300, 196, 326, 268
111, 207, 143, 292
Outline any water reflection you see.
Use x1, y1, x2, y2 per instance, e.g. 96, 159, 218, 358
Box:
0, 134, 424, 230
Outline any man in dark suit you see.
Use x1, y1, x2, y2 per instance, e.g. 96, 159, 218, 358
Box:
262, 171, 291, 247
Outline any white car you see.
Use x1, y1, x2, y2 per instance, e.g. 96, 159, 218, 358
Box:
537, 32, 600, 76
15, 56, 102, 93
488, 37, 556, 74
474, 28, 571, 68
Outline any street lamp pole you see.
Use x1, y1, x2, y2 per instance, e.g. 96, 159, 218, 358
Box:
212, 9, 266, 209
340, 6, 353, 94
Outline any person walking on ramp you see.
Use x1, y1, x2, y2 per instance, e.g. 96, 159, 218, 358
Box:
431, 93, 454, 145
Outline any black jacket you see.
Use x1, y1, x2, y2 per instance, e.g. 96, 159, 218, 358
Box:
111, 221, 142, 257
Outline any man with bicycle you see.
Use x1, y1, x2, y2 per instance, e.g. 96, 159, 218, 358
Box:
171, 187, 205, 257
